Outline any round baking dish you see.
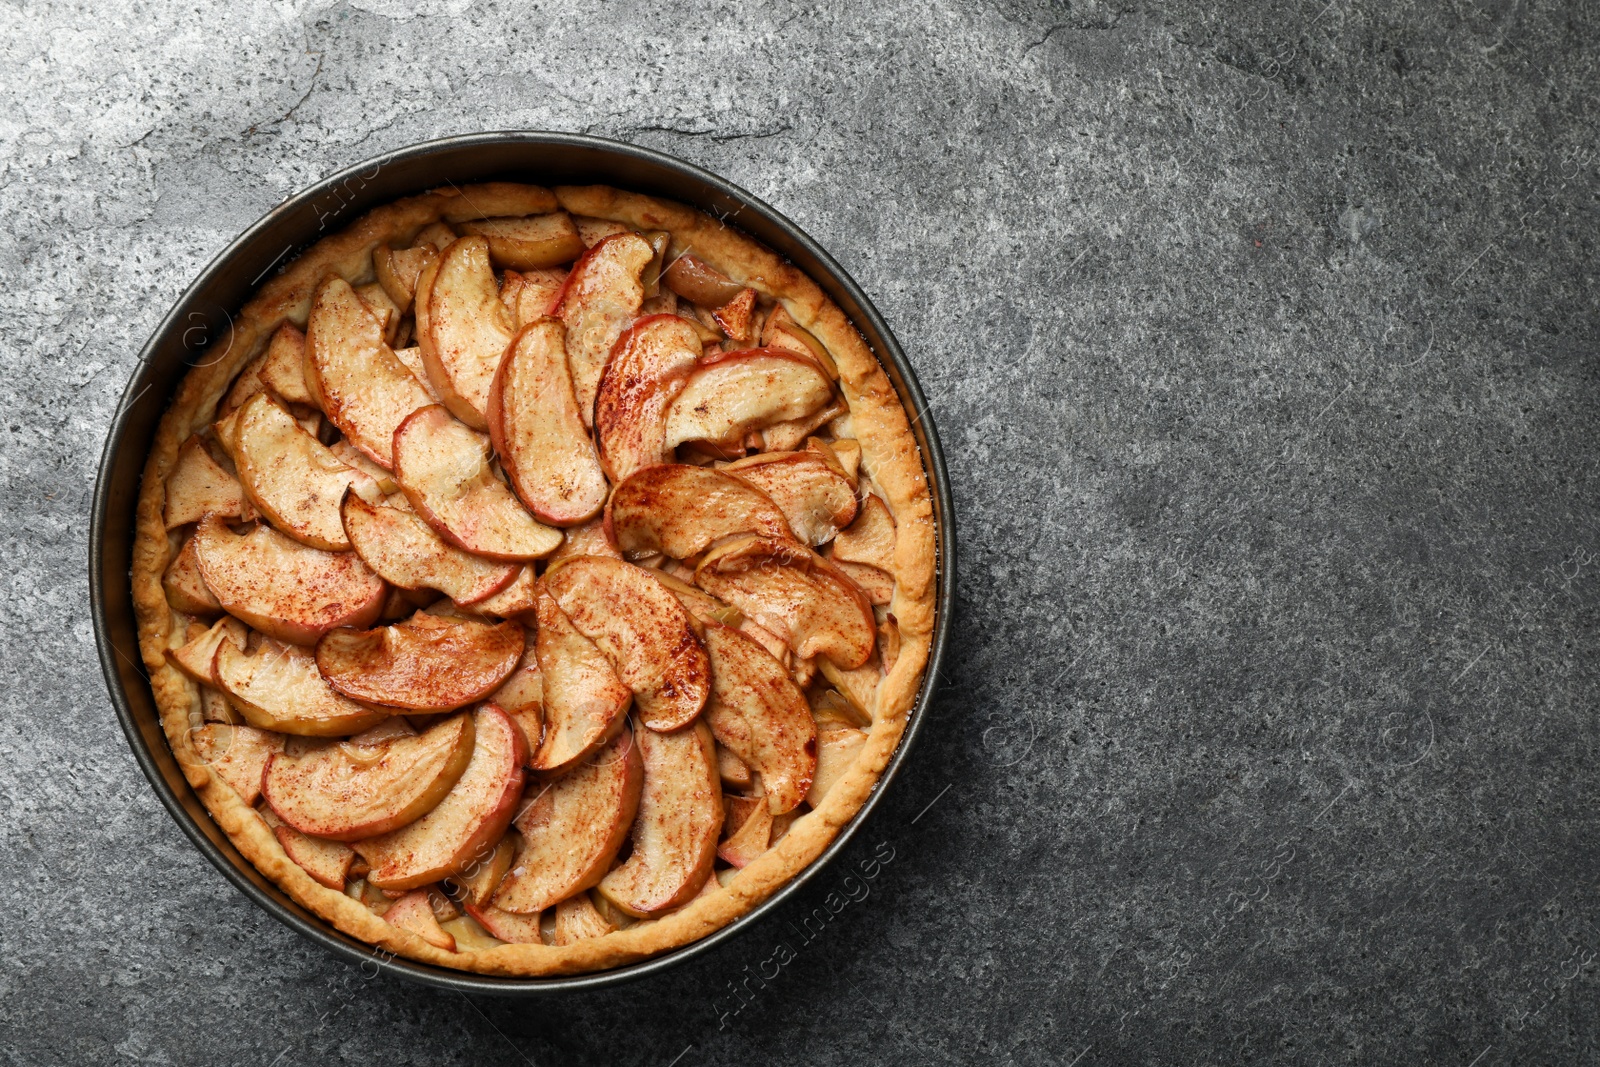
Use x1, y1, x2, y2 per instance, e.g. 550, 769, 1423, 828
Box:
90, 132, 953, 993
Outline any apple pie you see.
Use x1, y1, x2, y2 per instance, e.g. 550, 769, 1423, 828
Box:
131, 181, 936, 975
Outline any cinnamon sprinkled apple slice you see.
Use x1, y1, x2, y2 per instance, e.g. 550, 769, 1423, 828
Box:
164, 435, 249, 528
531, 586, 632, 771
492, 726, 643, 914
385, 888, 458, 950
213, 637, 389, 737
486, 320, 607, 526
551, 893, 616, 945
191, 517, 386, 645
190, 723, 283, 806
457, 213, 586, 271
543, 557, 710, 732
606, 463, 793, 560
419, 236, 516, 429
724, 451, 858, 547
552, 232, 655, 426
593, 314, 703, 483
701, 622, 817, 814
663, 348, 834, 452
341, 491, 520, 606
595, 720, 722, 917
262, 713, 475, 841
315, 613, 523, 713
393, 404, 563, 561
353, 705, 527, 891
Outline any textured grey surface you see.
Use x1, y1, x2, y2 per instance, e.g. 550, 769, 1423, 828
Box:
3, 0, 1598, 1063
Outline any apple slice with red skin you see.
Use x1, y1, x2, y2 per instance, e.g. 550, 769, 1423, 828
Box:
806, 724, 869, 807
724, 451, 858, 547
213, 637, 389, 736
663, 348, 835, 451
486, 642, 541, 760
464, 902, 544, 944
702, 622, 817, 814
261, 808, 357, 890
166, 615, 247, 683
543, 557, 710, 732
551, 232, 655, 426
593, 314, 703, 483
595, 720, 722, 917
163, 534, 222, 616
392, 404, 563, 561
190, 723, 283, 805
192, 517, 386, 645
418, 236, 516, 429
661, 253, 745, 307
552, 893, 615, 945
341, 491, 519, 606
315, 612, 523, 712
492, 725, 643, 914
229, 392, 381, 550
164, 435, 249, 528
486, 319, 607, 526
352, 705, 527, 891
457, 213, 586, 271
500, 268, 569, 328
262, 712, 474, 841
385, 888, 457, 950
605, 463, 793, 560
531, 586, 632, 771
469, 566, 539, 619
694, 535, 875, 669
304, 275, 434, 470
374, 243, 438, 313
711, 287, 757, 342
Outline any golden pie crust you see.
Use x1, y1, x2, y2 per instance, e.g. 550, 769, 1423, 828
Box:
130, 182, 937, 975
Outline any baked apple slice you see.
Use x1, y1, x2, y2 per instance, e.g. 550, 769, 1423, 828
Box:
531, 587, 632, 771
229, 392, 381, 550
190, 723, 283, 806
661, 253, 745, 307
492, 726, 643, 914
469, 566, 539, 619
447, 834, 518, 907
315, 612, 523, 712
419, 236, 516, 428
550, 516, 622, 564
717, 796, 772, 867
486, 320, 607, 526
166, 615, 247, 682
702, 622, 816, 814
392, 405, 562, 561
262, 712, 475, 840
593, 314, 702, 482
724, 451, 858, 547
711, 287, 757, 342
385, 888, 458, 950
831, 560, 894, 606
663, 349, 834, 451
543, 557, 709, 732
605, 464, 793, 560
164, 435, 249, 528
191, 517, 386, 645
260, 807, 357, 890
457, 213, 586, 271
352, 705, 527, 891
552, 232, 655, 425
304, 275, 434, 469
806, 724, 869, 807
693, 535, 875, 669
464, 902, 545, 944
500, 268, 568, 328
340, 492, 519, 606
256, 322, 317, 406
831, 492, 895, 571
595, 720, 722, 917
163, 535, 222, 616
486, 643, 542, 758
552, 893, 615, 945
213, 637, 389, 736
374, 243, 438, 314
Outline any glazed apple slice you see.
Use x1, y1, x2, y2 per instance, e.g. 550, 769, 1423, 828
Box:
163, 534, 222, 616
661, 253, 746, 307
352, 705, 527, 891
492, 726, 643, 914
806, 724, 869, 807
551, 232, 655, 425
164, 435, 249, 528
593, 314, 702, 483
595, 720, 722, 917
486, 320, 607, 526
694, 535, 875, 669
213, 637, 389, 736
340, 492, 519, 606
262, 712, 475, 840
551, 893, 615, 945
228, 392, 380, 550
166, 615, 247, 682
543, 557, 710, 732
650, 571, 745, 630
711, 287, 757, 342
457, 213, 586, 271
191, 517, 386, 645
831, 493, 896, 571
392, 405, 562, 561
304, 275, 435, 469
724, 451, 858, 547
663, 349, 835, 451
605, 464, 793, 560
190, 723, 283, 806
419, 236, 516, 429
531, 587, 632, 771
702, 622, 816, 814
315, 612, 523, 712
385, 888, 458, 950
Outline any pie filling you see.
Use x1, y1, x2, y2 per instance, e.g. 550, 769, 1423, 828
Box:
145, 184, 921, 971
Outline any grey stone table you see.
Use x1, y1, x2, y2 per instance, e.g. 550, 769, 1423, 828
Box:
3, 0, 1596, 1063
